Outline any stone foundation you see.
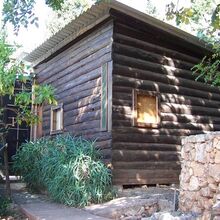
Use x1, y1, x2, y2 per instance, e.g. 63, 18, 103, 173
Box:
179, 132, 220, 218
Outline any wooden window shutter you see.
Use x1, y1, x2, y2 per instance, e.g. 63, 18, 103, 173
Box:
132, 90, 160, 128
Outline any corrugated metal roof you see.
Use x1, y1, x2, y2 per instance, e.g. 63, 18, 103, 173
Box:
24, 0, 211, 66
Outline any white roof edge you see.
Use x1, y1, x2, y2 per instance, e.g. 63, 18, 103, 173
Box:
24, 0, 211, 66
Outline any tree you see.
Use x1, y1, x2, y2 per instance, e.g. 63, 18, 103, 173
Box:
2, 0, 100, 34
47, 0, 95, 35
2, 0, 64, 33
145, 0, 159, 18
164, 1, 220, 87
0, 33, 57, 196
165, 0, 220, 42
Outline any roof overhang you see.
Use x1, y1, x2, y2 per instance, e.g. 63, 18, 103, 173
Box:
24, 0, 212, 67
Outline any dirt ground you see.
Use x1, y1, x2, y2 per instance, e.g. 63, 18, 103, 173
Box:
0, 204, 27, 220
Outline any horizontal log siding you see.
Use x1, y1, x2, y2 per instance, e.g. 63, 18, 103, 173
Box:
111, 12, 220, 185
34, 21, 113, 161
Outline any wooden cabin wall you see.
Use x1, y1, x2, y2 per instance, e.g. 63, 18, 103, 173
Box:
110, 10, 220, 185
34, 21, 113, 161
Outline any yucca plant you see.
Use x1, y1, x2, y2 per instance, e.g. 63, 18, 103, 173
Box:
13, 134, 114, 207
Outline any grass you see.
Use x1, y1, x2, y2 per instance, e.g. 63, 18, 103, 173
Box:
13, 134, 114, 207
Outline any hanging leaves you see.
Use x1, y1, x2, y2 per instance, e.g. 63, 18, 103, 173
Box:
0, 34, 56, 130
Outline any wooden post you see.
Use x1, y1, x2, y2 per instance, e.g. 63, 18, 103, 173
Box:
3, 144, 11, 198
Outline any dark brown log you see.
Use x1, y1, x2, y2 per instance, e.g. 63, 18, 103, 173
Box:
45, 48, 110, 88
112, 133, 181, 145
112, 127, 209, 136
113, 75, 220, 102
113, 142, 181, 151
113, 42, 194, 70
113, 63, 220, 94
112, 92, 220, 109
161, 113, 220, 124
57, 76, 101, 100
36, 22, 113, 75
112, 103, 220, 118
112, 169, 180, 185
113, 54, 197, 80
114, 32, 200, 64
112, 150, 180, 162
111, 10, 207, 57
113, 161, 180, 170
113, 177, 179, 185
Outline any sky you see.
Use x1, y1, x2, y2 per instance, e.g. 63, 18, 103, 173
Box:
3, 0, 189, 55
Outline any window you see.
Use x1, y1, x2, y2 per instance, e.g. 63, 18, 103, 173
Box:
50, 104, 63, 134
132, 90, 159, 127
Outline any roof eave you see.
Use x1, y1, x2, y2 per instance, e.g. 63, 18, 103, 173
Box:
24, 0, 212, 67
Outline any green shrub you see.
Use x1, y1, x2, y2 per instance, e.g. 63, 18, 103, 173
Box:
0, 195, 10, 217
13, 134, 114, 206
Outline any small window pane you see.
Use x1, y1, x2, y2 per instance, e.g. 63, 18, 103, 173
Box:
51, 104, 63, 134
56, 109, 61, 130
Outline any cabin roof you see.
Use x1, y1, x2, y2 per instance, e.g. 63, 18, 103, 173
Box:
24, 0, 210, 66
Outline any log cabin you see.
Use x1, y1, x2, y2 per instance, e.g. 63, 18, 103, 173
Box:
24, 0, 219, 186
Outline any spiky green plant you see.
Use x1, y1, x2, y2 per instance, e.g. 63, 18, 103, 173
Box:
13, 134, 114, 207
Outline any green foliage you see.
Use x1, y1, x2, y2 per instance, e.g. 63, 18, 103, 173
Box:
2, 0, 100, 34
13, 134, 114, 207
46, 0, 97, 34
0, 33, 56, 133
0, 195, 10, 217
192, 43, 220, 87
2, 0, 66, 33
45, 0, 65, 10
211, 4, 220, 31
0, 35, 22, 96
165, 0, 220, 40
3, 0, 38, 33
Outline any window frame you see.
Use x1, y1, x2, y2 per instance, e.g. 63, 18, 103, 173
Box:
132, 89, 160, 128
50, 103, 64, 135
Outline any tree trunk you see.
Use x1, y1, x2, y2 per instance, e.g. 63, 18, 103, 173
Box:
3, 143, 11, 198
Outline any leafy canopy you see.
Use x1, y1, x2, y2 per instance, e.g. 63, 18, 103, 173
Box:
2, 0, 100, 34
164, 0, 220, 87
47, 0, 95, 34
0, 34, 56, 131
165, 0, 220, 41
3, 0, 64, 33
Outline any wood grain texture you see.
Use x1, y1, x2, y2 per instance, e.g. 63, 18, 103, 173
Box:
34, 21, 113, 161
111, 12, 219, 186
